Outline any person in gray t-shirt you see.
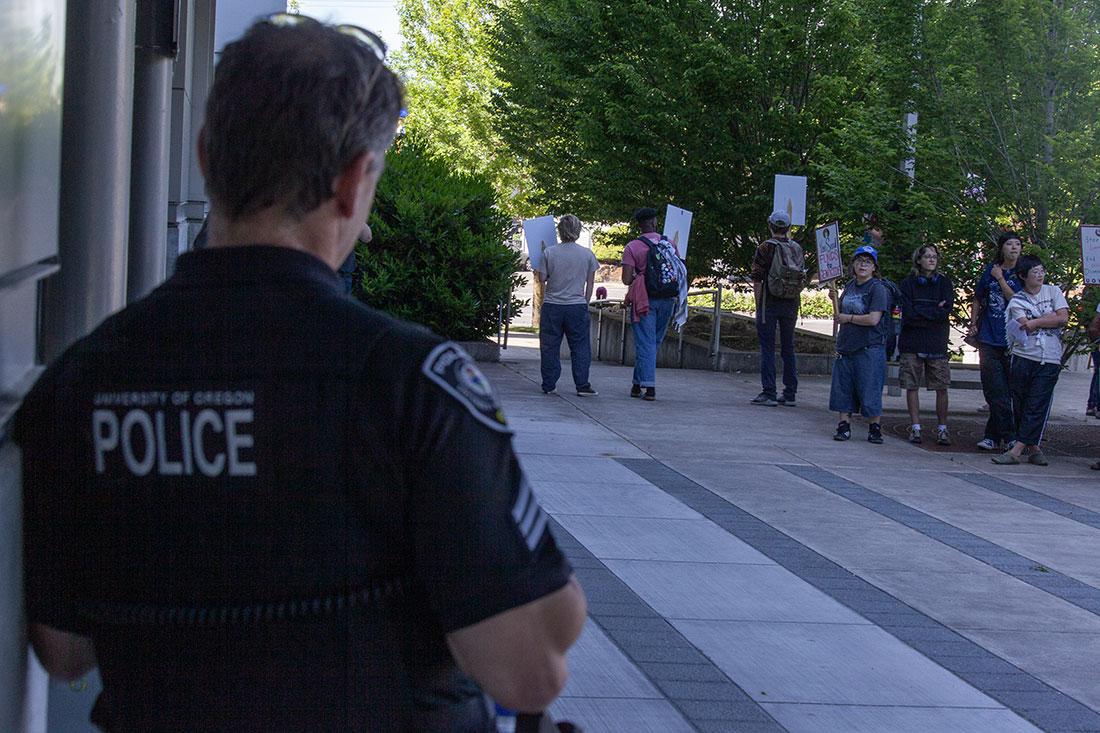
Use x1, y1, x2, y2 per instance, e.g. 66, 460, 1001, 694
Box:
537, 215, 599, 396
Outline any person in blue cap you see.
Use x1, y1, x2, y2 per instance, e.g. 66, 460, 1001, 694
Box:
830, 245, 889, 443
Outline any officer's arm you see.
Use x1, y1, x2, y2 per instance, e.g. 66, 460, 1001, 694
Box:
446, 575, 586, 713
29, 623, 96, 681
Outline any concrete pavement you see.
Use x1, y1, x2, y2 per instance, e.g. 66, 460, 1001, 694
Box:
491, 335, 1100, 732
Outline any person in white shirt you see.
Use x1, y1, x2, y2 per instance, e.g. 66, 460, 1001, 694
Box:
992, 255, 1069, 466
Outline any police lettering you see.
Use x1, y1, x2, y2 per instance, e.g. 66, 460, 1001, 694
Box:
93, 408, 256, 477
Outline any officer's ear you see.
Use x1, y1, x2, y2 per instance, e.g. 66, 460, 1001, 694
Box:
332, 151, 376, 219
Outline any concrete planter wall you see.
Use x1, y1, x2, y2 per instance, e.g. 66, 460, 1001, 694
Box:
587, 306, 837, 376
458, 340, 501, 363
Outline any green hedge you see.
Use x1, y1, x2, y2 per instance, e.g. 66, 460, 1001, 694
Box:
590, 222, 631, 263
355, 137, 524, 341
687, 289, 835, 318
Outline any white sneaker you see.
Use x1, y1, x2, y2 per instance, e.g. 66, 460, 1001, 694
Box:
976, 438, 997, 451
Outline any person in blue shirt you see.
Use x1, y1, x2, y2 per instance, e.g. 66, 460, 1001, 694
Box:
967, 232, 1024, 451
830, 245, 889, 444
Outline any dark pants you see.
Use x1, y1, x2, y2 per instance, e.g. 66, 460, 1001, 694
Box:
1009, 356, 1060, 446
978, 344, 1015, 443
1089, 349, 1100, 410
756, 297, 798, 398
540, 303, 591, 391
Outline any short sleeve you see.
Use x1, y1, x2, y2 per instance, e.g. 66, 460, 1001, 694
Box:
622, 241, 645, 270
588, 250, 599, 273
1005, 295, 1025, 322
1052, 287, 1069, 312
404, 342, 571, 632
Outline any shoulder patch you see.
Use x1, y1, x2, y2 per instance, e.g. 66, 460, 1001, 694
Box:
421, 342, 511, 433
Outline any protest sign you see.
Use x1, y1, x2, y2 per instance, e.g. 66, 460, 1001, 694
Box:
522, 216, 557, 272
663, 205, 693, 259
815, 221, 843, 283
773, 175, 807, 226
1081, 225, 1100, 285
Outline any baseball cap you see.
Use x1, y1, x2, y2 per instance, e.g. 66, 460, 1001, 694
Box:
633, 207, 658, 222
767, 210, 791, 228
853, 244, 878, 262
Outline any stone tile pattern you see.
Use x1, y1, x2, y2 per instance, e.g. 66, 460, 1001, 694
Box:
549, 517, 786, 733
953, 472, 1100, 531
617, 458, 1100, 733
781, 465, 1100, 615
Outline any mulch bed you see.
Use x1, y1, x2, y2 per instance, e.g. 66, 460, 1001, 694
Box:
878, 414, 1100, 458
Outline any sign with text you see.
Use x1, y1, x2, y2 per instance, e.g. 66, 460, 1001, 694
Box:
663, 205, 693, 260
815, 221, 843, 283
772, 175, 807, 226
1082, 224, 1100, 285
522, 216, 557, 272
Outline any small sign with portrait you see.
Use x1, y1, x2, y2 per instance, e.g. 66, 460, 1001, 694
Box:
815, 221, 843, 283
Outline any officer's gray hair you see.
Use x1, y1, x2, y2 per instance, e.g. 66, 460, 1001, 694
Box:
203, 17, 404, 221
557, 214, 582, 243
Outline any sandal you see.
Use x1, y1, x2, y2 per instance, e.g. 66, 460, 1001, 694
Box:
991, 453, 1019, 465
1028, 451, 1049, 466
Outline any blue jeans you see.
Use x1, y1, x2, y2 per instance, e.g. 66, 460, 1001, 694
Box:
829, 345, 886, 417
978, 344, 1015, 443
1009, 356, 1060, 446
631, 297, 675, 388
1089, 350, 1100, 410
756, 297, 798, 398
540, 303, 591, 391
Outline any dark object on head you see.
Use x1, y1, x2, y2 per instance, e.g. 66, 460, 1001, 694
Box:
203, 16, 404, 221
633, 207, 658, 223
1016, 254, 1044, 280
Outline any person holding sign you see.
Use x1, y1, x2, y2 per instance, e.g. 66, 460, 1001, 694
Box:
622, 207, 687, 401
991, 255, 1069, 466
968, 232, 1024, 451
537, 214, 599, 396
750, 210, 806, 407
829, 246, 889, 443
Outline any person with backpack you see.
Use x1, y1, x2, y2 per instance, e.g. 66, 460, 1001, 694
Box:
622, 207, 688, 401
750, 210, 806, 406
898, 244, 955, 446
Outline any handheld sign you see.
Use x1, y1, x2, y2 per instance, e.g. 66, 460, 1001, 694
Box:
815, 221, 843, 283
522, 216, 557, 272
773, 175, 807, 226
1081, 224, 1100, 285
663, 205, 693, 259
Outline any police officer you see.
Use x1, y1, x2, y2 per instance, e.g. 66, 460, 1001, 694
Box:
15, 15, 585, 731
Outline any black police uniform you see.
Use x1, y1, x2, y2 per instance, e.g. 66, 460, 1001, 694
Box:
15, 246, 571, 731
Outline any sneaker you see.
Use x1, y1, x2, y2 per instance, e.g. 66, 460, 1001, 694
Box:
908, 426, 922, 444
937, 427, 952, 446
1028, 451, 1049, 466
751, 392, 778, 407
630, 384, 642, 398
991, 452, 1019, 465
643, 387, 656, 401
833, 420, 851, 441
975, 438, 997, 451
778, 394, 797, 407
542, 387, 557, 395
576, 385, 599, 397
868, 423, 884, 444
1004, 439, 1017, 451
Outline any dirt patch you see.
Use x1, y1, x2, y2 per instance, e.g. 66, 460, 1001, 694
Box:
878, 414, 1100, 458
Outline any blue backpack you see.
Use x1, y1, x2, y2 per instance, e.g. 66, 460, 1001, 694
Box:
639, 236, 680, 298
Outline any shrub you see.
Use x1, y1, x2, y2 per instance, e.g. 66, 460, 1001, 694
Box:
686, 288, 835, 318
590, 222, 632, 263
355, 137, 524, 341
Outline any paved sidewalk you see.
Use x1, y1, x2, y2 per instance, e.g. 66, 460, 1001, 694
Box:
491, 336, 1100, 732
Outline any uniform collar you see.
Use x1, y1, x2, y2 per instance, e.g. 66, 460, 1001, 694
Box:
172, 245, 343, 294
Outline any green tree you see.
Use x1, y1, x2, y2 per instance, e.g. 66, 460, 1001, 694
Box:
395, 0, 538, 214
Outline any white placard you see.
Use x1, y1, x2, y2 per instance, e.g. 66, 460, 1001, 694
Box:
1082, 224, 1100, 285
773, 174, 807, 226
814, 221, 843, 283
522, 216, 557, 272
663, 205, 693, 260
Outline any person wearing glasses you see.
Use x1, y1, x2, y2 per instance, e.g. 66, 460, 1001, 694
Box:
14, 16, 585, 731
829, 246, 889, 443
992, 255, 1069, 465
